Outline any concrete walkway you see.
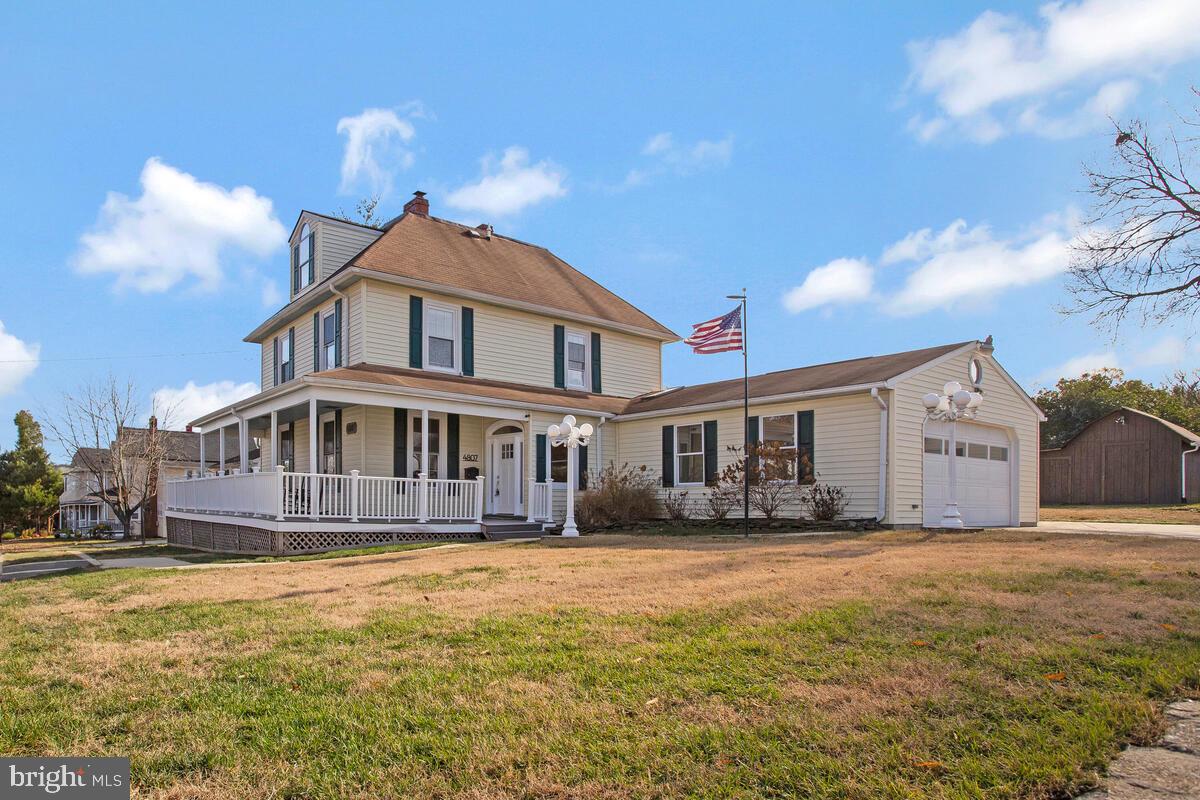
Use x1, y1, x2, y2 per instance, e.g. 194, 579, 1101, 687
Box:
1023, 521, 1200, 541
1079, 700, 1200, 798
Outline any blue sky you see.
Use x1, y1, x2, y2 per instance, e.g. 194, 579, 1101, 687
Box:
2, 0, 1199, 456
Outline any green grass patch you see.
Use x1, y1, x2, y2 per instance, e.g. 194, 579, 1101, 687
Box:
0, 546, 1197, 798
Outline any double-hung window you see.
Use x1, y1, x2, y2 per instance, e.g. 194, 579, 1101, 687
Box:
276, 332, 293, 383
675, 424, 704, 485
760, 414, 797, 480
424, 303, 458, 372
322, 311, 337, 370
297, 224, 314, 290
565, 331, 588, 390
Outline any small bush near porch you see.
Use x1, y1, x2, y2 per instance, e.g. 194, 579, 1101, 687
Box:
1, 532, 1198, 798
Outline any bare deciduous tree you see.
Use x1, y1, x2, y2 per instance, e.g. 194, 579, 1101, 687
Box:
44, 377, 177, 542
335, 195, 385, 229
1068, 99, 1200, 330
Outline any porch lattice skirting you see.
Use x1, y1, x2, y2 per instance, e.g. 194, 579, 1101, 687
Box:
166, 516, 482, 556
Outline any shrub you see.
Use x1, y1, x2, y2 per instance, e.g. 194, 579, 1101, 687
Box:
575, 462, 659, 529
663, 490, 691, 521
0, 531, 14, 541
703, 482, 739, 520
803, 483, 849, 522
717, 443, 798, 521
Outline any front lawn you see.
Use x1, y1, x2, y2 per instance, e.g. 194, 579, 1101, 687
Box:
1042, 503, 1200, 525
1, 531, 1198, 798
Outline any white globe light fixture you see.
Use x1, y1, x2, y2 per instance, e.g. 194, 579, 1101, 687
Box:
922, 380, 984, 529
548, 414, 593, 537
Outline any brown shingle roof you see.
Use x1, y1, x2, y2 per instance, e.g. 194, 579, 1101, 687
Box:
619, 341, 974, 415
345, 212, 676, 339
317, 363, 631, 415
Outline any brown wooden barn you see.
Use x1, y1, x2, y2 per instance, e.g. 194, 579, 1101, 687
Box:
1041, 407, 1200, 505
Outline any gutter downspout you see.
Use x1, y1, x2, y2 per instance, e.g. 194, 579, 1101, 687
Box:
1184, 441, 1200, 503
596, 417, 607, 480
871, 388, 888, 522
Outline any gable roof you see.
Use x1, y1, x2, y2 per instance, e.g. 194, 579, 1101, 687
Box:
620, 341, 973, 416
340, 212, 677, 339
1047, 407, 1200, 451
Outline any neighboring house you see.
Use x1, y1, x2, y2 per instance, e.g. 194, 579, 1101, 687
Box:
59, 422, 202, 537
167, 191, 1043, 555
1041, 407, 1200, 505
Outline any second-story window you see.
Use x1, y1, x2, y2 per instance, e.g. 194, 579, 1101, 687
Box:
298, 223, 314, 290
424, 303, 458, 372
566, 331, 589, 390
277, 331, 293, 382
322, 311, 337, 369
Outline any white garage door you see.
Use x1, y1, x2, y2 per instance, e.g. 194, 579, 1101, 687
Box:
923, 421, 1013, 528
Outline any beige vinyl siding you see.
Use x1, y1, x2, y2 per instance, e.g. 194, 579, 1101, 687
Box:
261, 342, 274, 389
291, 419, 312, 473
363, 406, 394, 477
341, 405, 365, 474
361, 280, 663, 395
613, 393, 882, 520
258, 293, 356, 381
600, 329, 662, 397
349, 281, 367, 365
889, 348, 1040, 527
315, 218, 382, 281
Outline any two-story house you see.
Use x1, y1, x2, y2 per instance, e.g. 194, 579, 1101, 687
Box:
165, 191, 1043, 555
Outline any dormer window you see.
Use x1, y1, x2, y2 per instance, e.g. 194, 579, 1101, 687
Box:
293, 223, 315, 293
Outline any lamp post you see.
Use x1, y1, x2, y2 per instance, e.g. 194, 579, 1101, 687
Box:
922, 381, 983, 529
547, 414, 593, 537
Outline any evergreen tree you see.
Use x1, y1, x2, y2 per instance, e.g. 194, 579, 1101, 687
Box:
0, 411, 64, 534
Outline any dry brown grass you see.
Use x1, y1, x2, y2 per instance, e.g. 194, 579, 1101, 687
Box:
1042, 503, 1200, 524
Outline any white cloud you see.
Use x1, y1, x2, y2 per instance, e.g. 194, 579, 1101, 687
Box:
446, 147, 567, 217
0, 321, 39, 397
782, 258, 875, 313
887, 218, 1074, 315
1035, 351, 1120, 384
905, 0, 1200, 141
74, 158, 286, 293
152, 380, 259, 426
336, 105, 423, 196
1133, 334, 1188, 366
260, 279, 283, 309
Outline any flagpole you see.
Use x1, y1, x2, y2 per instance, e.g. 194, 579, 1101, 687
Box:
727, 289, 749, 539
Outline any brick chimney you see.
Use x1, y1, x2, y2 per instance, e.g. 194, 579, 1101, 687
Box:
403, 190, 429, 217
148, 415, 158, 433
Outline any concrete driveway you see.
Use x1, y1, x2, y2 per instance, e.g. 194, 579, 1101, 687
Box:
1017, 521, 1200, 541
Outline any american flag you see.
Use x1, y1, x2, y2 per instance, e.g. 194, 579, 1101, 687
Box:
684, 306, 744, 354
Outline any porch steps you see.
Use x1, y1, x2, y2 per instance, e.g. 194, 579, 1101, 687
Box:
481, 519, 546, 541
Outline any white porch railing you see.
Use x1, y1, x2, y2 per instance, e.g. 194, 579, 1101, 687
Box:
528, 478, 554, 523
166, 468, 485, 523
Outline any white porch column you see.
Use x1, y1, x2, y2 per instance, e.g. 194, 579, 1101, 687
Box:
217, 426, 226, 475
308, 398, 318, 474
198, 430, 206, 477
420, 408, 430, 477
238, 418, 249, 474
270, 411, 279, 469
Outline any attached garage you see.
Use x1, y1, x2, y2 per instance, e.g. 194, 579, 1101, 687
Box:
922, 421, 1015, 527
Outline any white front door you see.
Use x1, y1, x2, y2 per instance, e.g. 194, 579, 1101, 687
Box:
923, 421, 1014, 527
489, 434, 522, 515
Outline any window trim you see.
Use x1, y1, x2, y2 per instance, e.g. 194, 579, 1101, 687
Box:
321, 308, 338, 370
276, 331, 294, 383
422, 301, 461, 374
564, 329, 590, 391
297, 223, 314, 291
674, 422, 705, 487
408, 411, 447, 478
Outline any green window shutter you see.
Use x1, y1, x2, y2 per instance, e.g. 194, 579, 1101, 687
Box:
590, 332, 602, 393
461, 307, 474, 376
703, 420, 718, 486
447, 414, 460, 479
307, 229, 316, 284
272, 338, 280, 387
797, 410, 815, 484
578, 443, 588, 490
334, 299, 343, 368
661, 425, 675, 487
747, 415, 760, 479
553, 325, 565, 388
536, 434, 547, 482
393, 409, 408, 478
287, 328, 295, 381
409, 296, 423, 368
312, 312, 320, 372
291, 245, 299, 295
